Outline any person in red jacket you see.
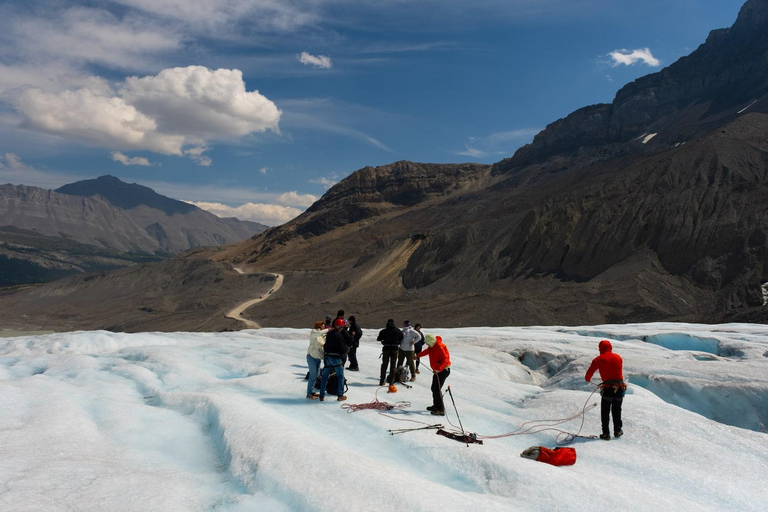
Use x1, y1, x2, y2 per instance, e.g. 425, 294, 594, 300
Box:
416, 334, 451, 416
585, 340, 625, 440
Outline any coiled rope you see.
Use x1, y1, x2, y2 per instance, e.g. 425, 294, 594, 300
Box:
341, 386, 411, 413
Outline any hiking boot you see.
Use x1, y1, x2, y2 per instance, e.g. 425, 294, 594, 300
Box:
599, 433, 611, 441
319, 396, 325, 402
430, 410, 445, 416
409, 377, 416, 382
347, 367, 359, 372
379, 380, 385, 386
337, 395, 347, 401
614, 430, 623, 438
426, 406, 435, 411
306, 394, 318, 400
415, 369, 420, 374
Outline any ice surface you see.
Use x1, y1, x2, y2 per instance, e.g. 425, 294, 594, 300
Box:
1, 324, 767, 511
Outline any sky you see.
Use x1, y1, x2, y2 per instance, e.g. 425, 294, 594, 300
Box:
0, 0, 747, 225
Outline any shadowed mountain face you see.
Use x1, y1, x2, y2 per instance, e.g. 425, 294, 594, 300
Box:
56, 175, 197, 216
2, 0, 768, 331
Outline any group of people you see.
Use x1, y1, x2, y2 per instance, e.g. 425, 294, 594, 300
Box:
305, 311, 453, 415
307, 310, 626, 432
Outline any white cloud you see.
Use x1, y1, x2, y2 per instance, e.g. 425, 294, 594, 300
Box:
258, 167, 268, 175
9, 66, 281, 161
276, 191, 318, 208
0, 153, 84, 188
457, 128, 540, 158
185, 200, 303, 226
298, 52, 332, 69
11, 7, 181, 72
111, 151, 152, 166
608, 48, 660, 67
309, 177, 338, 188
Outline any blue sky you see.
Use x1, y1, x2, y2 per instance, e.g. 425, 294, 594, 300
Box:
0, 0, 746, 225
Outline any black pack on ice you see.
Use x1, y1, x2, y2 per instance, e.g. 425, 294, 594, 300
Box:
314, 370, 349, 396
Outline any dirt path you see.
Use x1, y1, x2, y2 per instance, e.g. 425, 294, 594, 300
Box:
225, 268, 284, 329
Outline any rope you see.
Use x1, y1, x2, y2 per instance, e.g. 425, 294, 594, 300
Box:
341, 386, 411, 413
474, 383, 603, 445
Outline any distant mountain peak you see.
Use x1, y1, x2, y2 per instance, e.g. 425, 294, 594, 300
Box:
56, 175, 196, 216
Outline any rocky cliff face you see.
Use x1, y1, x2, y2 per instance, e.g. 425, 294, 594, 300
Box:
499, 0, 768, 172
241, 161, 490, 259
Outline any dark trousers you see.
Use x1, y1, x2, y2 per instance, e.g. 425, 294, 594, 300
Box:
347, 346, 359, 369
431, 368, 450, 411
380, 346, 398, 385
414, 341, 425, 369
601, 386, 624, 435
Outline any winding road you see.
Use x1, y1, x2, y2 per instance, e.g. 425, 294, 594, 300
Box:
225, 267, 284, 329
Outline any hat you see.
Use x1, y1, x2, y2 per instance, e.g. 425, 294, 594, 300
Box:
424, 334, 437, 347
334, 318, 346, 328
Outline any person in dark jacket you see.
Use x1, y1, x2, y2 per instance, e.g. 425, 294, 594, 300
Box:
585, 340, 625, 440
377, 318, 403, 388
413, 323, 425, 374
319, 319, 349, 401
347, 315, 363, 371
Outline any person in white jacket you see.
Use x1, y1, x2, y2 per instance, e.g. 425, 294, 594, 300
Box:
307, 321, 328, 399
398, 320, 420, 381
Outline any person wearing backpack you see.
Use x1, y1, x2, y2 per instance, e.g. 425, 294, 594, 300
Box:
319, 319, 349, 401
347, 315, 363, 371
416, 334, 451, 415
377, 318, 404, 391
306, 320, 328, 399
398, 320, 419, 381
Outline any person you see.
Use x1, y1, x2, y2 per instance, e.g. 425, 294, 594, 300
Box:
306, 321, 327, 399
377, 319, 403, 390
324, 315, 332, 329
416, 334, 451, 416
347, 315, 363, 371
334, 309, 348, 329
320, 319, 349, 401
398, 320, 419, 381
585, 340, 626, 440
413, 323, 425, 374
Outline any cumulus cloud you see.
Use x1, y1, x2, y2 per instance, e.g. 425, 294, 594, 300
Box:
111, 151, 152, 166
276, 191, 318, 208
457, 128, 540, 158
9, 66, 281, 163
608, 48, 660, 67
185, 200, 303, 226
298, 52, 332, 69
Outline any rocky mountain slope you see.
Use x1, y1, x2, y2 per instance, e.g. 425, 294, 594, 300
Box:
2, 0, 767, 331
0, 176, 267, 286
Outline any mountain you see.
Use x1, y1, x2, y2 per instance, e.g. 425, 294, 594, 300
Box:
2, 0, 768, 331
0, 176, 267, 286
215, 0, 768, 328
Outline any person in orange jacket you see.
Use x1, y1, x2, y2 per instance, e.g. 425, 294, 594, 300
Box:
585, 340, 625, 440
416, 334, 451, 416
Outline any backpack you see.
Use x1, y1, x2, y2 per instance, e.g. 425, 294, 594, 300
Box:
314, 369, 349, 396
395, 365, 410, 384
